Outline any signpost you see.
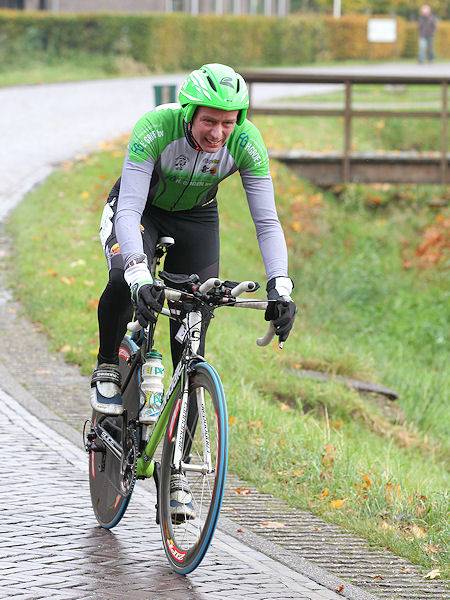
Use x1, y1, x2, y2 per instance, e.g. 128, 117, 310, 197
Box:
367, 18, 397, 43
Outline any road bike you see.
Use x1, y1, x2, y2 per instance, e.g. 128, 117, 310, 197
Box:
84, 237, 276, 574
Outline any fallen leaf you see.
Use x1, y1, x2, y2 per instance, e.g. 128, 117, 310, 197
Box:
279, 402, 292, 412
234, 487, 251, 496
371, 575, 384, 580
236, 528, 244, 533
228, 415, 237, 426
83, 280, 95, 287
321, 443, 335, 468
320, 488, 330, 499
424, 568, 440, 580
248, 419, 263, 430
80, 191, 90, 200
70, 259, 86, 268
410, 524, 427, 539
260, 520, 286, 529
361, 474, 372, 489
291, 468, 304, 477
60, 276, 75, 286
336, 583, 345, 594
424, 544, 440, 555
330, 499, 345, 509
59, 344, 71, 354
46, 268, 58, 277
87, 298, 99, 310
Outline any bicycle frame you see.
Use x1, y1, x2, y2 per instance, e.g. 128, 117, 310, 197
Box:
135, 308, 208, 479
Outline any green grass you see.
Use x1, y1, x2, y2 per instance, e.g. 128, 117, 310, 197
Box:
1, 56, 424, 88
0, 53, 152, 88
6, 136, 449, 578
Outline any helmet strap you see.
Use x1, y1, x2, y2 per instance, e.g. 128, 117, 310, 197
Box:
184, 120, 203, 152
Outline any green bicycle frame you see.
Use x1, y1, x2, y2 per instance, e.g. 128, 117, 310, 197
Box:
135, 360, 186, 479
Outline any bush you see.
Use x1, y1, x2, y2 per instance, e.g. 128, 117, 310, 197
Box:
0, 10, 449, 70
324, 15, 407, 61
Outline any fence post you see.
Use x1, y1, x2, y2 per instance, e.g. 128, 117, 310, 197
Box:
153, 84, 177, 106
247, 82, 253, 120
343, 80, 352, 182
441, 80, 448, 185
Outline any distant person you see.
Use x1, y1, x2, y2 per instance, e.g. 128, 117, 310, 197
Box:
418, 5, 437, 64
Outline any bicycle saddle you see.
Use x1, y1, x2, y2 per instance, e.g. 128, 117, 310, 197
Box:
159, 271, 200, 287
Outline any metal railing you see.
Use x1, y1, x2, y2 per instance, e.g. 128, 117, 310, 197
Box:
243, 70, 449, 185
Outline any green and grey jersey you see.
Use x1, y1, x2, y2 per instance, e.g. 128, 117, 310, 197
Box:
115, 103, 288, 280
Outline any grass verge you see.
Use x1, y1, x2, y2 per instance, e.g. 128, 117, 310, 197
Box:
0, 53, 152, 88
6, 134, 449, 578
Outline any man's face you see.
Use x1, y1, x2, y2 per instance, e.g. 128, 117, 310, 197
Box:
191, 107, 239, 153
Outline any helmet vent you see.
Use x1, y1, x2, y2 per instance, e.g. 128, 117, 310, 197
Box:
236, 79, 240, 93
206, 76, 217, 92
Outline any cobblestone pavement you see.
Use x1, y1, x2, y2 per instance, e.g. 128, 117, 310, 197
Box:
0, 387, 347, 600
0, 228, 448, 599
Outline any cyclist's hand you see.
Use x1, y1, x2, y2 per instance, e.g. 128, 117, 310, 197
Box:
124, 258, 165, 327
264, 276, 297, 343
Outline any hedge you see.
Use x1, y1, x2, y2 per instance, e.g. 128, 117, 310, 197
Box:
0, 10, 449, 70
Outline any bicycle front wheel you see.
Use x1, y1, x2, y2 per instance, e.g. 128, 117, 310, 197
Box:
159, 362, 228, 574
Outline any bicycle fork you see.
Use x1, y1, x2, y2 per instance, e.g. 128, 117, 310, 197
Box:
173, 381, 213, 476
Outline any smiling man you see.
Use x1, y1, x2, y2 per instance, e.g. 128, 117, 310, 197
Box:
92, 63, 296, 421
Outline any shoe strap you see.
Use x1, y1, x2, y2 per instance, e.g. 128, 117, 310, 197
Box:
170, 474, 191, 494
91, 367, 121, 387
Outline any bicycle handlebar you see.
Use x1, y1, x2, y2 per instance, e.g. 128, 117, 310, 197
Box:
127, 279, 282, 348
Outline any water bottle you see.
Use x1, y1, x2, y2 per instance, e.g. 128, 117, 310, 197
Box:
140, 350, 165, 424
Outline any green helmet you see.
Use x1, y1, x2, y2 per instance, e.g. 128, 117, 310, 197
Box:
178, 63, 249, 126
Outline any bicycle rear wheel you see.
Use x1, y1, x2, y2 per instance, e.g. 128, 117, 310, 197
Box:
88, 336, 140, 528
159, 362, 228, 574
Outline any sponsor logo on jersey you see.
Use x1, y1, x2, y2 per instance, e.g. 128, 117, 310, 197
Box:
245, 142, 263, 167
142, 129, 164, 145
111, 243, 121, 255
130, 142, 145, 155
201, 158, 219, 175
238, 132, 249, 148
174, 154, 189, 170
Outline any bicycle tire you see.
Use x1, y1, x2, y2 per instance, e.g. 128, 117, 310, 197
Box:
159, 362, 228, 574
88, 336, 140, 529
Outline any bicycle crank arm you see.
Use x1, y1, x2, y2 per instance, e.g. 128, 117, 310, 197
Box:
95, 426, 123, 462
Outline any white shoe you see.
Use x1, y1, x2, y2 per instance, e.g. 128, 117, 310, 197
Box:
90, 363, 123, 416
170, 473, 196, 524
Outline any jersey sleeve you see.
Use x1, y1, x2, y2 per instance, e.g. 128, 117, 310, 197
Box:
231, 121, 288, 279
127, 112, 167, 163
241, 173, 288, 280
115, 153, 155, 268
232, 121, 270, 177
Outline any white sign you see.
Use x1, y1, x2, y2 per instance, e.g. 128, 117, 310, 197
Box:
367, 18, 397, 43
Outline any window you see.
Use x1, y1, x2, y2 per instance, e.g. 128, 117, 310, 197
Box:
0, 0, 25, 8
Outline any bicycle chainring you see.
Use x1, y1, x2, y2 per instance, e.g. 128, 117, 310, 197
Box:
120, 427, 138, 497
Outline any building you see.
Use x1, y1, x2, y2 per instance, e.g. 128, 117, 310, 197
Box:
0, 0, 290, 16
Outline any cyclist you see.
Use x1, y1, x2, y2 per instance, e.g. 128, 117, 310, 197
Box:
91, 64, 296, 515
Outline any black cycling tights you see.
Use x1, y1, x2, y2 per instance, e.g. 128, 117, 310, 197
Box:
97, 203, 220, 370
